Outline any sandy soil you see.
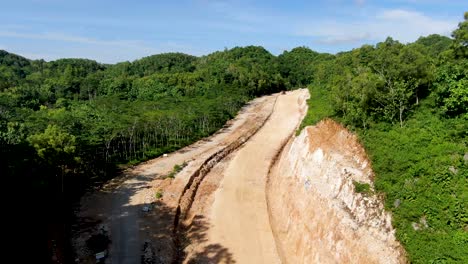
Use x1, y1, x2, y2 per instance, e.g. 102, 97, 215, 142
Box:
72, 94, 277, 263
182, 89, 309, 264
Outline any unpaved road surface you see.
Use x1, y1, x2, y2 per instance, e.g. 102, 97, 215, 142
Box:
183, 89, 309, 263
75, 88, 403, 264
73, 94, 278, 263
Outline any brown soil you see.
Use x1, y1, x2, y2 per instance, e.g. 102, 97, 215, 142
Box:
266, 119, 406, 264
73, 91, 404, 264
180, 89, 309, 264
72, 93, 277, 263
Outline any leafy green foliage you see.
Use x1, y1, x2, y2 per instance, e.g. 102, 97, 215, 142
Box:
278, 47, 320, 87
167, 162, 187, 179
359, 105, 468, 263
155, 190, 163, 199
353, 181, 371, 194
452, 12, 468, 59
434, 59, 468, 117
298, 12, 468, 263
27, 124, 77, 164
297, 85, 333, 133
131, 53, 197, 76
415, 34, 452, 58
0, 46, 284, 200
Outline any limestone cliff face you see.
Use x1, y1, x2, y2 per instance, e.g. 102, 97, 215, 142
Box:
267, 119, 406, 264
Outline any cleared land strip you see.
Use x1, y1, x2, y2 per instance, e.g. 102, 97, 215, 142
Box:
181, 89, 309, 264
73, 93, 278, 263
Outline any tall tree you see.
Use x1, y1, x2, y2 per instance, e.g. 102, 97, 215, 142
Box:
27, 124, 77, 192
452, 12, 468, 59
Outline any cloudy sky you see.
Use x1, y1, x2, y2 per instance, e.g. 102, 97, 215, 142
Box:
0, 0, 466, 63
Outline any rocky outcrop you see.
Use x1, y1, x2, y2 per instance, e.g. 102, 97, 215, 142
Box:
267, 119, 406, 264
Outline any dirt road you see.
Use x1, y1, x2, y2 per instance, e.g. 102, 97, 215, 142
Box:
75, 88, 403, 264
73, 93, 278, 263
183, 89, 309, 263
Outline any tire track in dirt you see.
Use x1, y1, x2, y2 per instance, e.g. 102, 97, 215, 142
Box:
72, 94, 278, 264
171, 95, 279, 262
178, 89, 310, 264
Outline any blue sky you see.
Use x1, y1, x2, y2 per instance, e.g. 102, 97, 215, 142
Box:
0, 0, 466, 63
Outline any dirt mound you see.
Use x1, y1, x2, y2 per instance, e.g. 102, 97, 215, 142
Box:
267, 119, 406, 264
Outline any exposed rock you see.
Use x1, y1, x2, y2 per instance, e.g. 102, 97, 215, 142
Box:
267, 119, 406, 264
420, 216, 428, 228
449, 166, 458, 174
394, 199, 401, 208
412, 216, 428, 231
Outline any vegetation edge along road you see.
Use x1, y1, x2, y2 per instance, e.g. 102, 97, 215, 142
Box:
294, 13, 467, 263
1, 11, 467, 263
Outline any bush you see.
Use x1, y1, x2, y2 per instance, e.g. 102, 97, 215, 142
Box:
353, 181, 371, 194
167, 162, 188, 179
297, 85, 334, 133
155, 190, 163, 199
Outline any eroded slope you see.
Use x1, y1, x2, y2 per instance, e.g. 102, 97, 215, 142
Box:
267, 119, 406, 264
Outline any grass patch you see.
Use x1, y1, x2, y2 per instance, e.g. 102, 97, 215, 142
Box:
353, 181, 372, 194
155, 190, 163, 199
297, 85, 334, 133
167, 161, 188, 179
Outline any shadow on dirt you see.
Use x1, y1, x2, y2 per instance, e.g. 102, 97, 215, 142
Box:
73, 175, 233, 264
180, 215, 235, 264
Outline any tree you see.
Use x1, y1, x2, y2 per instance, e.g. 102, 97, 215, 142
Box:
452, 12, 468, 59
392, 80, 416, 128
28, 125, 77, 192
415, 34, 452, 58
278, 47, 319, 87
434, 59, 468, 117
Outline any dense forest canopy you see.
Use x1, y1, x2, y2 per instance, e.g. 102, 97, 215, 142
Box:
1, 45, 292, 262
0, 45, 290, 196
299, 12, 467, 263
1, 11, 467, 264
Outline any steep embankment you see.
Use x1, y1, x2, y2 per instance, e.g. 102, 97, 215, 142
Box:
267, 119, 406, 264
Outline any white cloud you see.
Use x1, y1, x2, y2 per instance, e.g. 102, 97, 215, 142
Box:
295, 9, 457, 45
0, 31, 145, 48
9, 42, 203, 63
0, 30, 177, 63
316, 33, 371, 45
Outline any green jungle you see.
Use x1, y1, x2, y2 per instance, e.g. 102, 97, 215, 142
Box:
2, 11, 467, 264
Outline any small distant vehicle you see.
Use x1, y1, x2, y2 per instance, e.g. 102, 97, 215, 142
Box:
95, 250, 107, 263
142, 204, 151, 212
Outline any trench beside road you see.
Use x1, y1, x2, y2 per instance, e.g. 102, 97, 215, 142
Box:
182, 89, 309, 263
73, 92, 283, 263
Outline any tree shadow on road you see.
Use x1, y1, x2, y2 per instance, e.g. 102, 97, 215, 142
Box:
179, 214, 235, 264
73, 178, 175, 263
139, 200, 178, 264
74, 173, 234, 264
